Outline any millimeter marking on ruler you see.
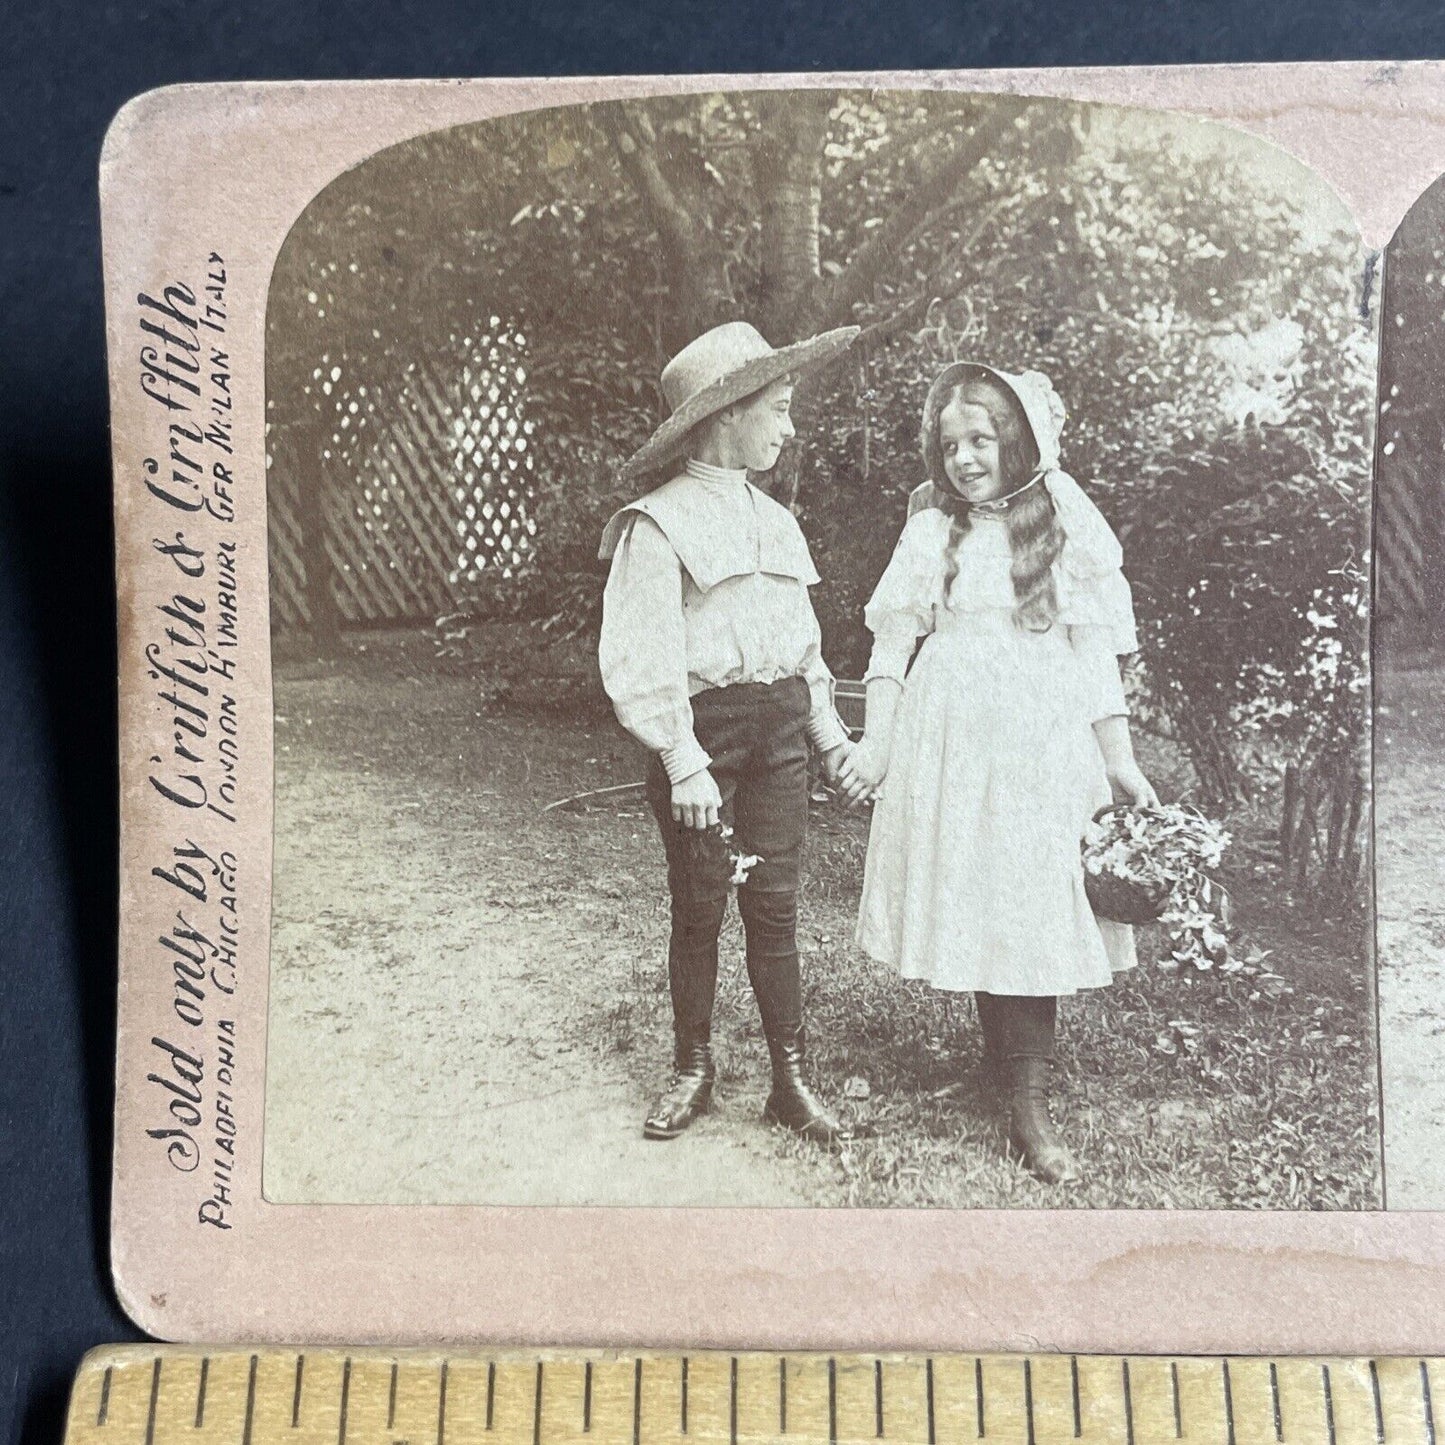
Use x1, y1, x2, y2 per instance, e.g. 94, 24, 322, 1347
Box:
242, 1356, 258, 1445
65, 1346, 1445, 1445
1222, 1359, 1236, 1445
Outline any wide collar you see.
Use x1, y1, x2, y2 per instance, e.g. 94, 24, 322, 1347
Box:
598, 466, 821, 591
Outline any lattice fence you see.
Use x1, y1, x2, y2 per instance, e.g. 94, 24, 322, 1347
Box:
268, 323, 536, 631
1376, 447, 1445, 643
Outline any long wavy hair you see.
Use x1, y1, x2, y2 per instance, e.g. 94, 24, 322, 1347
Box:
924, 373, 1065, 632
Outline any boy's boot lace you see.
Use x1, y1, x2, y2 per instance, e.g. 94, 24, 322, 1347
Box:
1005, 1053, 1083, 1186
642, 1027, 715, 1140
763, 1025, 843, 1144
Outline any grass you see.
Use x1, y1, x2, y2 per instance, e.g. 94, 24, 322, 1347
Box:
276, 628, 1382, 1210
566, 795, 1379, 1210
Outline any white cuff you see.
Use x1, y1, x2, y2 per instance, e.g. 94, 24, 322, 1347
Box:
807, 709, 851, 754
660, 736, 713, 786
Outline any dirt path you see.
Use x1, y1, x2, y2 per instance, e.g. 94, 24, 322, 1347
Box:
261, 641, 1382, 1211
1376, 665, 1445, 1209
262, 668, 819, 1207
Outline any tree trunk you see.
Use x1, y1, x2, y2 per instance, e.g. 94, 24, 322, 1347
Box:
602, 103, 736, 353
751, 92, 832, 341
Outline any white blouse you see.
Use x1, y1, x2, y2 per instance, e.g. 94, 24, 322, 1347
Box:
599, 460, 850, 784
862, 474, 1139, 724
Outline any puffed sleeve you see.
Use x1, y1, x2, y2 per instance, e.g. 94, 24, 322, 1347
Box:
1048, 471, 1140, 657
1043, 471, 1137, 722
598, 513, 712, 784
862, 508, 949, 684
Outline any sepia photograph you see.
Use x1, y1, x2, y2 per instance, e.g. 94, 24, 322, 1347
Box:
259, 87, 1378, 1211
1374, 169, 1445, 1211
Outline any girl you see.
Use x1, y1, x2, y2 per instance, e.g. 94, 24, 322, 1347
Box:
836, 362, 1158, 1185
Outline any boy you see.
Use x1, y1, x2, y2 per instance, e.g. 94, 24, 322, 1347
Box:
599, 320, 859, 1143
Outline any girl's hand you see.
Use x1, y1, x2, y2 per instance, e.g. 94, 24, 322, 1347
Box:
671, 767, 723, 830
819, 740, 853, 785
837, 736, 889, 806
1107, 761, 1160, 810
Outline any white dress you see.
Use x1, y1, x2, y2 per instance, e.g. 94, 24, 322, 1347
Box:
854, 473, 1139, 996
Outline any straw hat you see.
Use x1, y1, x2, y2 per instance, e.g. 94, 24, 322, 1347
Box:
623, 321, 860, 478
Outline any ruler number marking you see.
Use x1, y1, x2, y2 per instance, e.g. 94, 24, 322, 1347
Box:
195, 1359, 209, 1431
1323, 1364, 1338, 1445
1371, 1360, 1386, 1445
292, 1358, 304, 1429
1424, 1361, 1438, 1445
1122, 1360, 1135, 1445
1270, 1362, 1283, 1442
530, 1362, 540, 1445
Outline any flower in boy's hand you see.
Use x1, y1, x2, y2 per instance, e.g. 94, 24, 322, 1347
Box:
729, 850, 762, 886
707, 824, 764, 887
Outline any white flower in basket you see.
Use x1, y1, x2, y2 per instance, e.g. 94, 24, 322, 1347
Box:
1081, 803, 1233, 969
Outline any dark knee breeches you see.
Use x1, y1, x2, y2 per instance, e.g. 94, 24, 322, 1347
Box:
645, 677, 811, 1039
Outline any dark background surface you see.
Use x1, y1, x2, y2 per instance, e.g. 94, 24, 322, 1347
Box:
2, 5, 1444, 1445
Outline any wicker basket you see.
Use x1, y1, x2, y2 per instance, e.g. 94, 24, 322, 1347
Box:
1083, 868, 1174, 926
1081, 804, 1175, 926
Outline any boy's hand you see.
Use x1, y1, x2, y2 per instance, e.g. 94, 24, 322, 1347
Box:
836, 736, 889, 806
1107, 761, 1160, 810
672, 768, 723, 830
819, 740, 853, 785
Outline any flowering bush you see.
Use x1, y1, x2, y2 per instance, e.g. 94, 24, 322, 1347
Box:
1082, 804, 1232, 970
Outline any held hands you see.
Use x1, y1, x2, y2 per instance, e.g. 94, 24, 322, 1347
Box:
819, 740, 853, 786
1107, 760, 1161, 810
671, 767, 724, 830
836, 735, 889, 806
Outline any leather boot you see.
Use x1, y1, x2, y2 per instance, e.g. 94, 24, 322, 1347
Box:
763, 1026, 844, 1144
1005, 1054, 1082, 1185
643, 1028, 715, 1141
